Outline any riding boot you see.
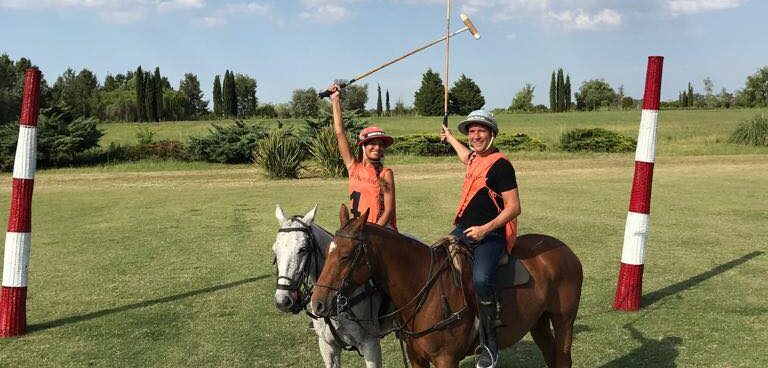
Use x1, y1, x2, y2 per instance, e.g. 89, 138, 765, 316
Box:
476, 296, 499, 368
493, 292, 505, 328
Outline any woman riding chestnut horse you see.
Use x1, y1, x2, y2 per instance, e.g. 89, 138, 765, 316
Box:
312, 207, 582, 368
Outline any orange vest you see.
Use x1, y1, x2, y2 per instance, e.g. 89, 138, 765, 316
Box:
454, 151, 517, 254
348, 162, 397, 230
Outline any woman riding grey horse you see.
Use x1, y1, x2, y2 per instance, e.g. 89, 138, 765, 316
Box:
272, 205, 386, 368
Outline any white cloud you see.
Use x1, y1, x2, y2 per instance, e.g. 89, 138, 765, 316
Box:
445, 0, 746, 30
158, 0, 205, 13
0, 0, 210, 23
546, 8, 622, 30
195, 15, 226, 27
194, 2, 272, 28
667, 0, 744, 15
298, 0, 357, 24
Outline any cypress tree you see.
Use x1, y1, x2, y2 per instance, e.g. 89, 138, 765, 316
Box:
136, 66, 145, 121
154, 67, 163, 121
376, 83, 383, 117
385, 89, 390, 117
549, 71, 556, 113
213, 75, 223, 116
145, 71, 155, 122
556, 68, 565, 112
227, 71, 238, 117
222, 71, 231, 117
688, 82, 694, 107
564, 74, 572, 112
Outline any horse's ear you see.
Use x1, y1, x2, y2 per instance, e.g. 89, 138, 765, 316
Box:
275, 204, 287, 224
302, 204, 317, 224
359, 208, 370, 225
340, 204, 350, 227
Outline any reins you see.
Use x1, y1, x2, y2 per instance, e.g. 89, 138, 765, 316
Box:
320, 225, 472, 339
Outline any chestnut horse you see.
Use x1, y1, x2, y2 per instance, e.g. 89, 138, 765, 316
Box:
311, 206, 582, 368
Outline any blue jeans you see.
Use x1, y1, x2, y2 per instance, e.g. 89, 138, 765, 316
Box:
451, 226, 506, 298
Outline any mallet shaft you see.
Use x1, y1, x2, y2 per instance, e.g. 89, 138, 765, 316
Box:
319, 27, 471, 98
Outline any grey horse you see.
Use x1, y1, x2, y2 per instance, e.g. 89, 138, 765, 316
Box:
272, 205, 385, 368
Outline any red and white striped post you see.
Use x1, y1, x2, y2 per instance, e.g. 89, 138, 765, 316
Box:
0, 68, 41, 337
613, 56, 663, 311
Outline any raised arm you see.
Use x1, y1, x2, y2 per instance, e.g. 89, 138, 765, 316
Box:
330, 84, 356, 169
441, 125, 471, 165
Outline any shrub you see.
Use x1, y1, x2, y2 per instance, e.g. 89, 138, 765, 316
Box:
253, 129, 305, 179
36, 114, 104, 167
0, 113, 104, 171
560, 128, 636, 153
389, 133, 548, 156
186, 120, 267, 163
389, 134, 454, 156
308, 125, 358, 178
135, 126, 155, 145
495, 133, 549, 152
728, 114, 768, 146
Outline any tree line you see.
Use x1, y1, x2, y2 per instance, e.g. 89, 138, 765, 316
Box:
3, 52, 768, 125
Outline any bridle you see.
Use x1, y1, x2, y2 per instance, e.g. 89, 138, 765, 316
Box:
274, 216, 323, 314
316, 222, 469, 338
314, 227, 374, 317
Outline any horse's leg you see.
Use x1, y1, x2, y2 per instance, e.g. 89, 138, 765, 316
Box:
529, 313, 556, 368
550, 313, 576, 368
359, 338, 383, 368
432, 355, 461, 368
405, 341, 431, 368
317, 328, 341, 368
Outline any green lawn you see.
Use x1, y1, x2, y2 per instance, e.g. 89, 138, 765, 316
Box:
0, 109, 766, 367
98, 108, 768, 158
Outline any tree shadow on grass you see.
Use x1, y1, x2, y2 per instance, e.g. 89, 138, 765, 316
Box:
28, 274, 271, 333
642, 251, 763, 307
600, 325, 682, 368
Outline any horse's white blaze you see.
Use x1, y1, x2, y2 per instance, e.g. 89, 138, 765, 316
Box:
328, 241, 337, 254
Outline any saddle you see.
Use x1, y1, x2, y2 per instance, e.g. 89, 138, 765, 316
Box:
433, 236, 530, 289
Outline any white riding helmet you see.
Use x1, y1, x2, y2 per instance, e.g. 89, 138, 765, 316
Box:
457, 109, 498, 136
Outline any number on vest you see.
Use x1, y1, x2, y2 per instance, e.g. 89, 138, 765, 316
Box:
350, 191, 362, 218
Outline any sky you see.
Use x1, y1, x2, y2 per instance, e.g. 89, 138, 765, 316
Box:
1, 0, 766, 109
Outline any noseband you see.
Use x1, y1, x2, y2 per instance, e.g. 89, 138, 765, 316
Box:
274, 216, 322, 313
314, 229, 373, 316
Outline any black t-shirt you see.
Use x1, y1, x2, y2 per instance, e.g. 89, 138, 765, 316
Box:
456, 157, 518, 236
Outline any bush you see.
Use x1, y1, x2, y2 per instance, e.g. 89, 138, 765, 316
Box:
308, 125, 357, 178
253, 129, 305, 179
186, 120, 267, 163
0, 113, 104, 171
560, 128, 636, 153
36, 114, 104, 167
389, 134, 454, 156
135, 126, 155, 145
728, 114, 768, 146
389, 133, 548, 156
495, 133, 549, 152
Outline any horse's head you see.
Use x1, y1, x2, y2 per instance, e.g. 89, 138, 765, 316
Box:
272, 204, 319, 314
310, 204, 372, 317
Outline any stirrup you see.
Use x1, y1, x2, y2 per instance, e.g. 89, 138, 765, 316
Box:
474, 344, 498, 368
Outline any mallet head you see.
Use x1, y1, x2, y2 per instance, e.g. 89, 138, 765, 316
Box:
461, 13, 480, 40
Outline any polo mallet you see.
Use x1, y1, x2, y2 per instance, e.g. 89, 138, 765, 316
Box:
318, 13, 480, 98
443, 1, 451, 131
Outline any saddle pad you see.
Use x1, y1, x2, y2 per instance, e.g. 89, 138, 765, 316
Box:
497, 258, 530, 289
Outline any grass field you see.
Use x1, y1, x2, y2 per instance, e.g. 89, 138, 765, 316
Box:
99, 109, 768, 158
0, 109, 766, 367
